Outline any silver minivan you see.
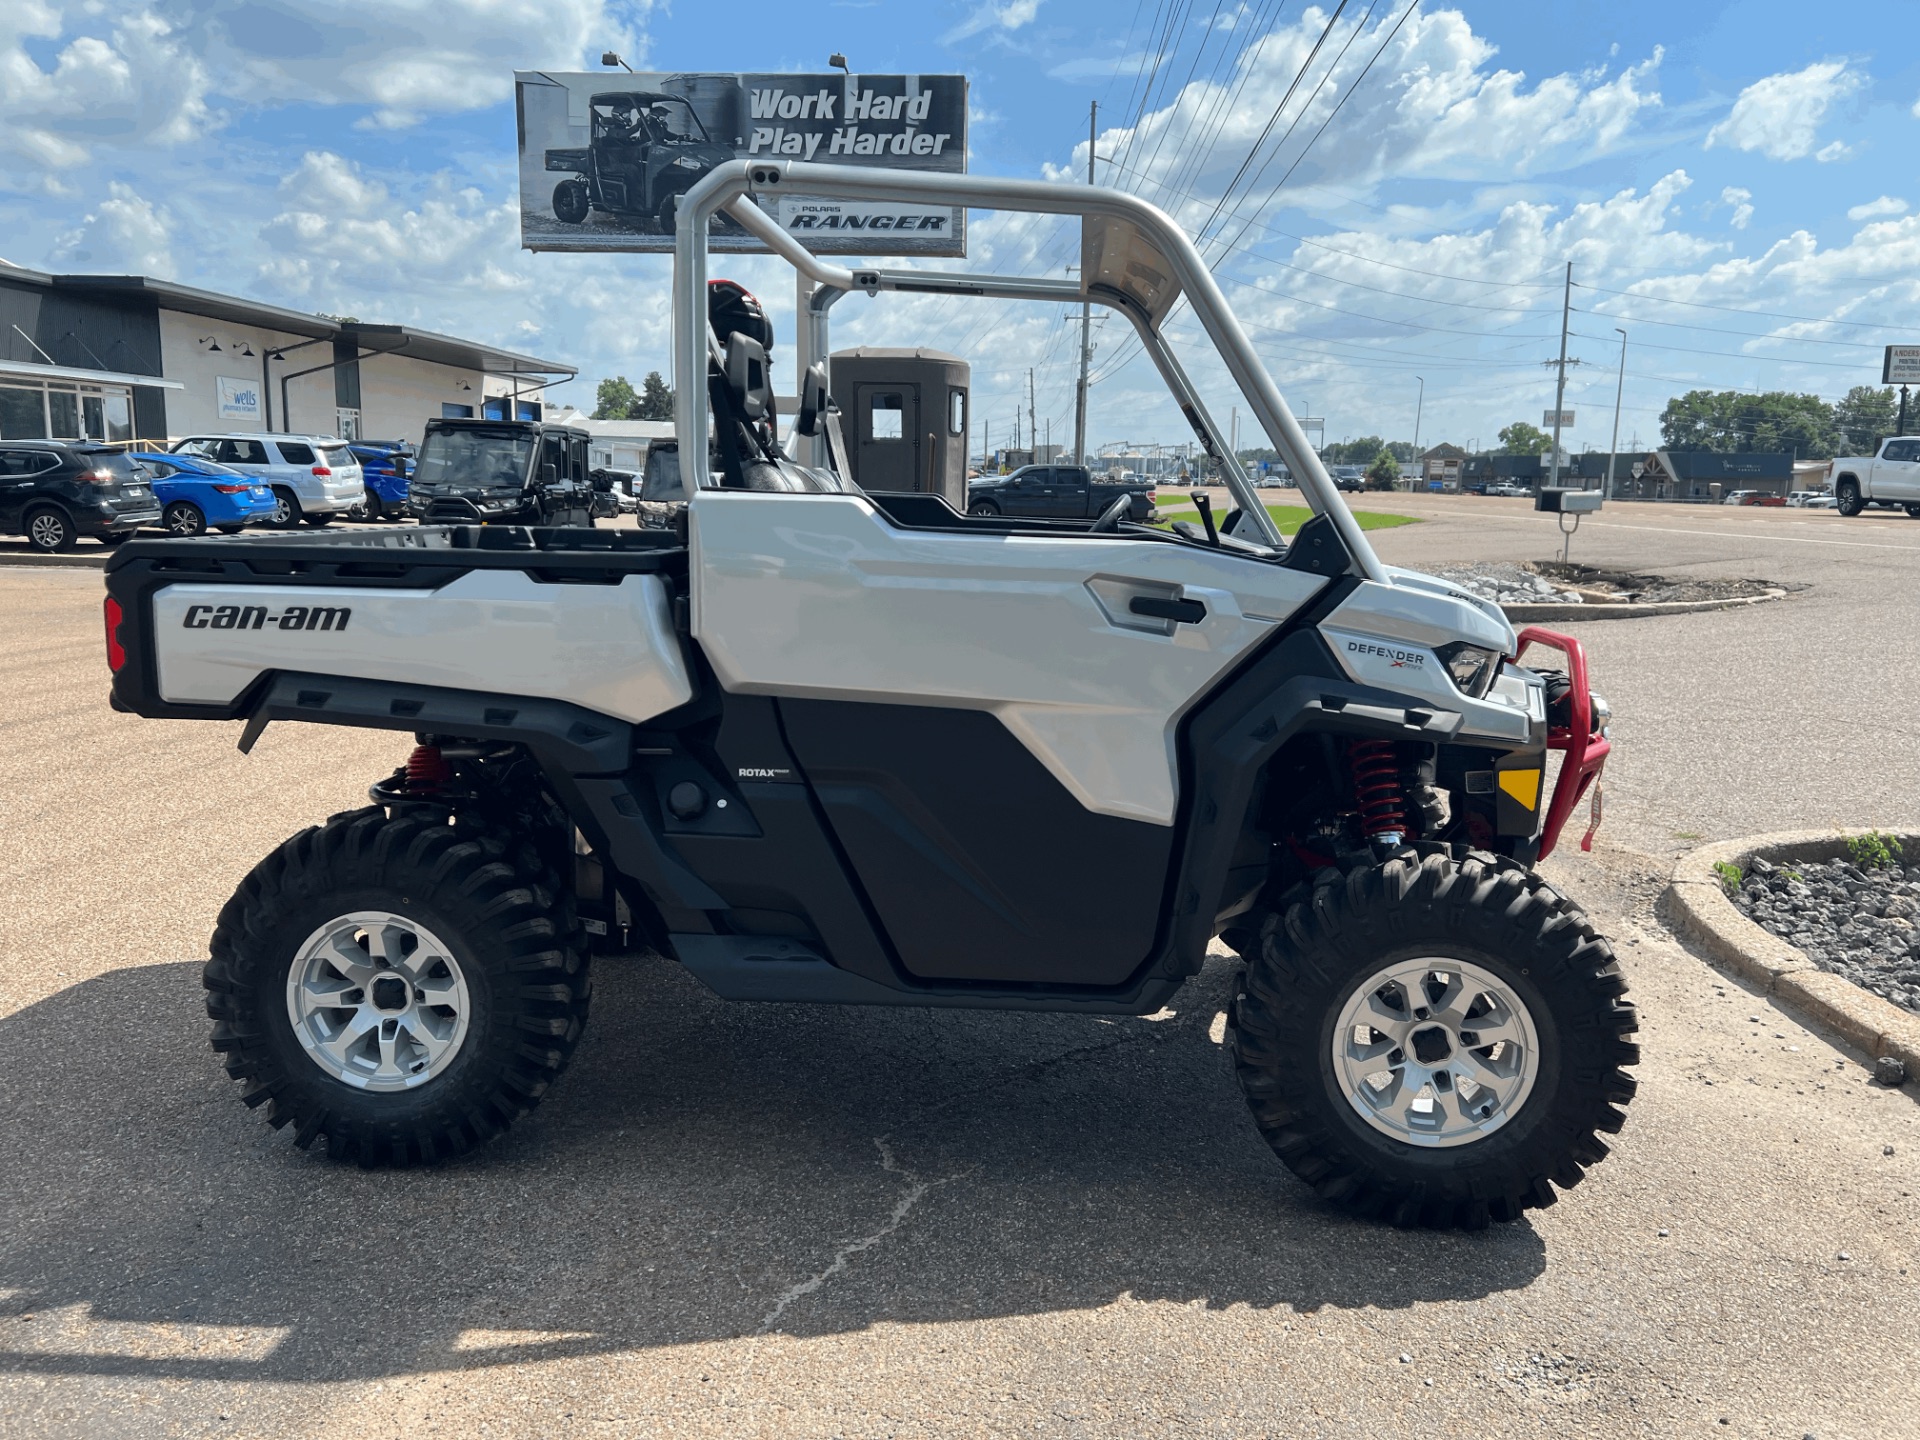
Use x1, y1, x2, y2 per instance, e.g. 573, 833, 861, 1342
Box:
169, 434, 364, 528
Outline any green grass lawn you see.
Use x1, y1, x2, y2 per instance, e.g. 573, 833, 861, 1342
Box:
1152, 502, 1420, 536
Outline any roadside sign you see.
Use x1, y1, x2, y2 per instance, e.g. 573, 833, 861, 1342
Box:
1883, 345, 1920, 384
516, 71, 967, 257
1543, 409, 1576, 428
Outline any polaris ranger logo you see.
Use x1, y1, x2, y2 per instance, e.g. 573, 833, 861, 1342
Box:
182, 603, 351, 632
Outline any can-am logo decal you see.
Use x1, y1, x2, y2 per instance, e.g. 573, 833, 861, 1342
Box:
1345, 640, 1425, 668
182, 603, 351, 632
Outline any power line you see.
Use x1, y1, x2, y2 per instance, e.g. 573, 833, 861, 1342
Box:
1576, 281, 1920, 334
1568, 330, 1876, 371
1574, 304, 1883, 350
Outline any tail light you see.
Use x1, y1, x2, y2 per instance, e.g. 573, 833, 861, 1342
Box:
88, 468, 118, 486
211, 483, 249, 494
103, 596, 126, 672
312, 465, 332, 477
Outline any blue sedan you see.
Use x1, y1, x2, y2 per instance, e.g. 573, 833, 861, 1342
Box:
129, 452, 279, 536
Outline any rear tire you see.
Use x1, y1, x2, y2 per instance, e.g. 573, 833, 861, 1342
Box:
1230, 849, 1638, 1229
1905, 504, 1920, 519
204, 809, 591, 1166
363, 489, 385, 521
1836, 479, 1864, 517
304, 511, 334, 527
215, 524, 245, 535
553, 179, 590, 225
967, 500, 1000, 517
265, 488, 302, 529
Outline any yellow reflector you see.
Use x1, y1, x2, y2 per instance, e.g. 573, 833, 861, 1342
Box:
1498, 768, 1542, 809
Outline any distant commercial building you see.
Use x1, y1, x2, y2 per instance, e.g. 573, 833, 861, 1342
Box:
0, 262, 574, 447
1417, 442, 1468, 489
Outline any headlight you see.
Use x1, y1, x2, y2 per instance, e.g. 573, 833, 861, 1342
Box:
1437, 642, 1501, 698
672, 156, 704, 171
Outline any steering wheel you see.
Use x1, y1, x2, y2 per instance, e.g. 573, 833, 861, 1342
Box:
1089, 492, 1133, 533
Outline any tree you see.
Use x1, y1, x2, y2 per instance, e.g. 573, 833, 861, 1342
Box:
593, 375, 639, 420
1323, 435, 1386, 466
1498, 421, 1551, 456
1834, 384, 1898, 453
1658, 389, 1838, 459
1364, 450, 1400, 490
636, 370, 674, 421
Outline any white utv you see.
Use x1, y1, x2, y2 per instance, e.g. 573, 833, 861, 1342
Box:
102, 162, 1634, 1229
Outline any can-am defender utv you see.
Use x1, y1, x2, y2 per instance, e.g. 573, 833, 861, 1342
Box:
102, 161, 1634, 1229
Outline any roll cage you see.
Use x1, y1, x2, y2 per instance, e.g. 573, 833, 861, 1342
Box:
669, 159, 1388, 581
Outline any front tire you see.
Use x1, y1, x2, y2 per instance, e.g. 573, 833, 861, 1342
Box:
163, 500, 207, 537
1836, 479, 1864, 517
204, 810, 591, 1166
967, 500, 1001, 517
1230, 850, 1638, 1229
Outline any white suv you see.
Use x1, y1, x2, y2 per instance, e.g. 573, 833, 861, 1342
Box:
169, 434, 364, 528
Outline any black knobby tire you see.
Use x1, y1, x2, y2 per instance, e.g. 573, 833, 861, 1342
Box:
1836, 480, 1864, 517
553, 179, 590, 225
203, 808, 591, 1166
1230, 849, 1638, 1229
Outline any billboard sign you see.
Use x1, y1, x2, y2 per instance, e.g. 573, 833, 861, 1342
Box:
1543, 409, 1576, 428
515, 71, 967, 256
1882, 345, 1920, 384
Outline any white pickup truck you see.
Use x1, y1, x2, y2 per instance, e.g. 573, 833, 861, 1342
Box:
1828, 436, 1920, 517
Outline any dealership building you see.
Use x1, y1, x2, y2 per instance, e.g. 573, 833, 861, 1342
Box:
0, 261, 575, 447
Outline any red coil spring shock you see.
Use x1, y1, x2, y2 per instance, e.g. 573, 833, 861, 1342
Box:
1347, 739, 1408, 843
405, 744, 452, 794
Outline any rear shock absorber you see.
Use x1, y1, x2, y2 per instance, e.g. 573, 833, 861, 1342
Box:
1347, 739, 1408, 850
405, 743, 453, 795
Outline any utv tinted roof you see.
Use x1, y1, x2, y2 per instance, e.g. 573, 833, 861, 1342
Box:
591, 92, 681, 108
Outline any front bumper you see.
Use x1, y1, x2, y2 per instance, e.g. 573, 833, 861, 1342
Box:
1513, 626, 1610, 860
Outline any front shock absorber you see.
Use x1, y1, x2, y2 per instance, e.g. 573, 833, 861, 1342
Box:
1348, 739, 1408, 850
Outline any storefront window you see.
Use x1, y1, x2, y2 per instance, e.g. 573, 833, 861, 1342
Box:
103, 392, 133, 443
48, 390, 80, 439
82, 394, 106, 440
0, 386, 44, 440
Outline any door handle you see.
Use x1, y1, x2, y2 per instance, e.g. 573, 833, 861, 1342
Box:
1129, 594, 1207, 624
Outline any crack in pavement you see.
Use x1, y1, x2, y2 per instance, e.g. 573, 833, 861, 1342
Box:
756, 1138, 966, 1335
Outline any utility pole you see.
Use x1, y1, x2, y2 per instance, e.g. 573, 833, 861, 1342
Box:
1413, 375, 1424, 452
1605, 328, 1627, 496
1028, 368, 1037, 461
1549, 261, 1572, 489
1073, 100, 1096, 466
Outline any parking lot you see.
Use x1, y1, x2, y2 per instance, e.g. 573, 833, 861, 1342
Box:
3, 496, 1918, 1437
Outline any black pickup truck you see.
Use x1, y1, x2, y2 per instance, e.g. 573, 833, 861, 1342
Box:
965, 464, 1156, 522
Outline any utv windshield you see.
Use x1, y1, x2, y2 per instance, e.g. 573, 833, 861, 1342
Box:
592, 95, 708, 145
414, 428, 536, 495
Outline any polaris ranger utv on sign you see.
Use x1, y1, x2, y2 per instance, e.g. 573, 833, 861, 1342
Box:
103, 162, 1633, 1229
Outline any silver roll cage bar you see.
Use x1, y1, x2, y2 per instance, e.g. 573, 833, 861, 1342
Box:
672, 158, 1386, 581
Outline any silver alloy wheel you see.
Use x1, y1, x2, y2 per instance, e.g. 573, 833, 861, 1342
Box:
28, 512, 65, 549
286, 911, 472, 1092
270, 492, 292, 525
1330, 957, 1541, 1148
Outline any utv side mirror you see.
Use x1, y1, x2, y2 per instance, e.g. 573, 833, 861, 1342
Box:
796, 361, 831, 437
541, 462, 559, 487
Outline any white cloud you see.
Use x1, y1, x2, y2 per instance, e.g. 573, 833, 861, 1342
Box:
0, 8, 214, 186
50, 182, 175, 275
1814, 139, 1850, 163
945, 0, 1043, 44
1722, 186, 1753, 229
1706, 59, 1862, 162
1848, 195, 1907, 222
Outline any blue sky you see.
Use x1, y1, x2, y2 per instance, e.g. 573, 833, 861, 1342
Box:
5, 0, 1920, 453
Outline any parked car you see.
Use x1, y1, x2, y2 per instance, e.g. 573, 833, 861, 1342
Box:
1330, 465, 1367, 493
1800, 493, 1837, 509
0, 440, 159, 551
347, 441, 414, 520
1785, 490, 1826, 507
169, 433, 363, 529
1721, 489, 1757, 505
1826, 437, 1920, 517
128, 452, 277, 535
965, 464, 1155, 521
1485, 481, 1531, 498
1742, 493, 1786, 507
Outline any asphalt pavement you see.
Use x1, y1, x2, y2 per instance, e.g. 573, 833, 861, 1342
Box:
1, 501, 1916, 1438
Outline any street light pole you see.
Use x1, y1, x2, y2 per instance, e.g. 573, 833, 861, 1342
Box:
1073, 100, 1096, 466
1605, 327, 1627, 496
1549, 261, 1572, 489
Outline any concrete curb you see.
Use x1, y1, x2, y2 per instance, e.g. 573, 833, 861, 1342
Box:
1665, 828, 1920, 1079
0, 551, 110, 569
1503, 589, 1787, 623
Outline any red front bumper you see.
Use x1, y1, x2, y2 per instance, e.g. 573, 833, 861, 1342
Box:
1513, 626, 1610, 861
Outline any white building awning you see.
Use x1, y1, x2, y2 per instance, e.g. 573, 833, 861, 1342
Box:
0, 357, 183, 390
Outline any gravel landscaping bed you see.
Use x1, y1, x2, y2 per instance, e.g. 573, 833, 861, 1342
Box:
1731, 852, 1920, 1014
1431, 560, 1785, 609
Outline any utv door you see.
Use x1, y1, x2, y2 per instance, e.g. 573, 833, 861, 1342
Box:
855, 386, 919, 492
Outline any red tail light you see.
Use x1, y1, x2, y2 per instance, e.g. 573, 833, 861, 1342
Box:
211, 483, 249, 494
312, 465, 332, 477
104, 596, 126, 673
